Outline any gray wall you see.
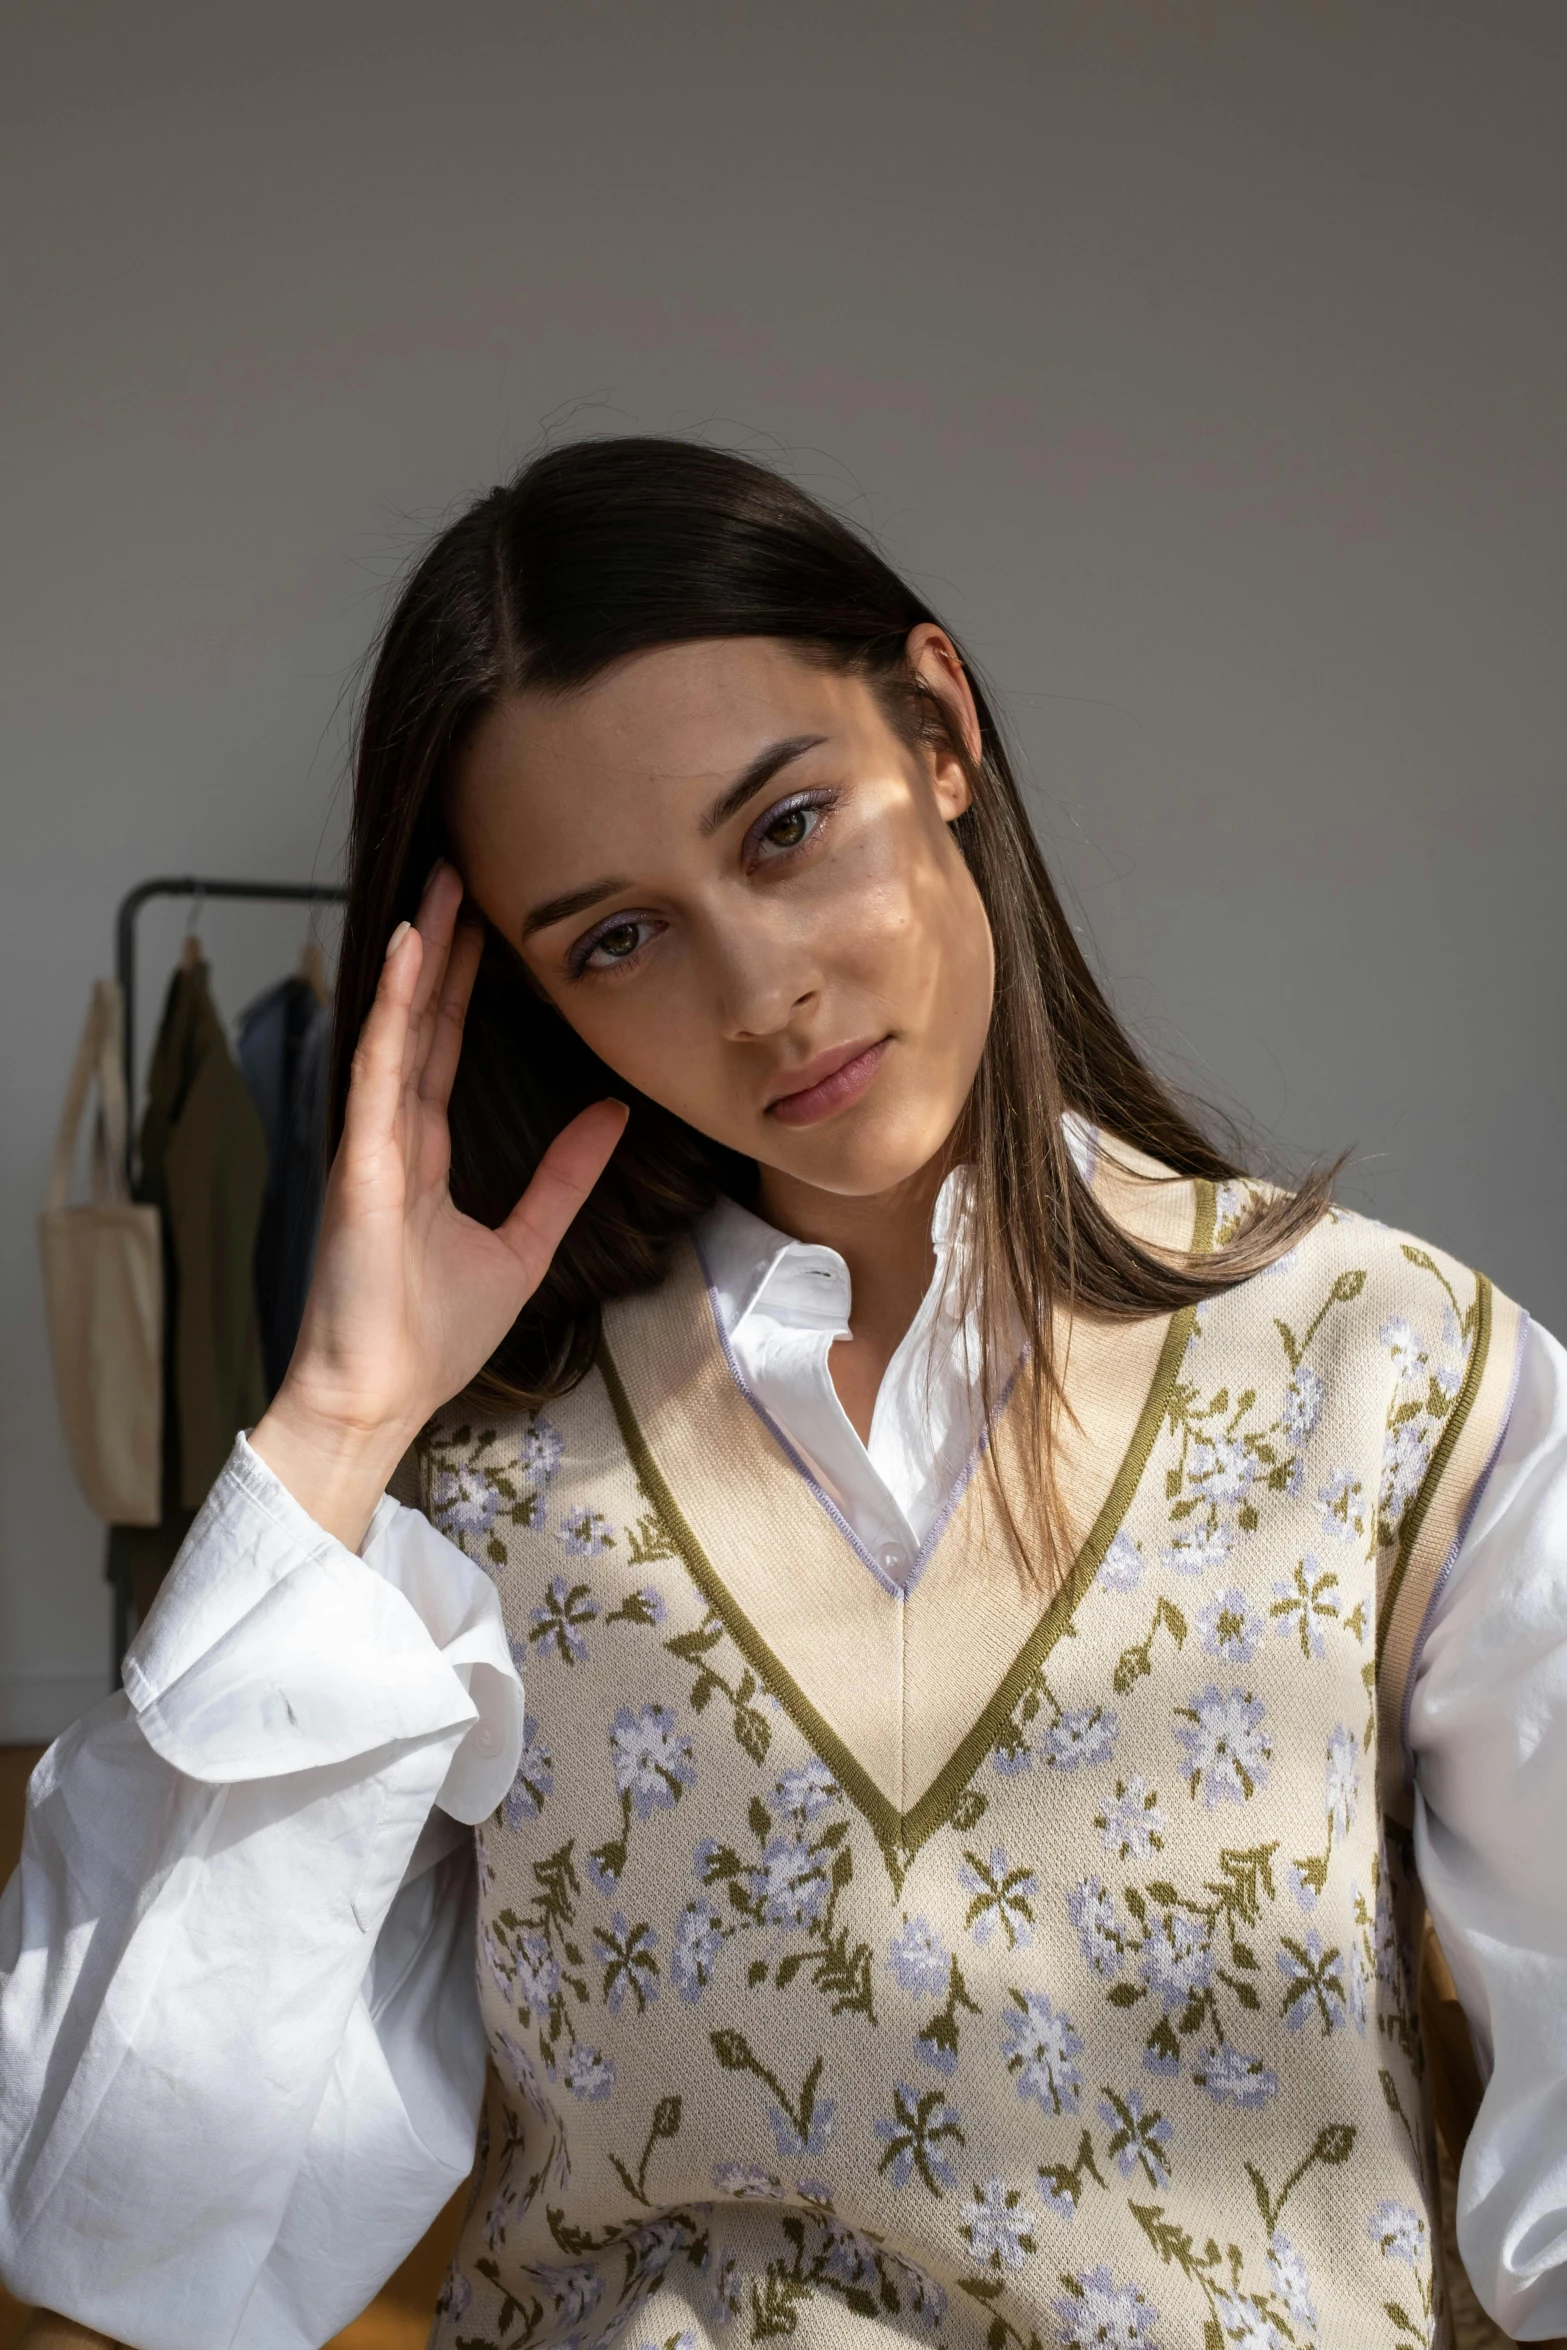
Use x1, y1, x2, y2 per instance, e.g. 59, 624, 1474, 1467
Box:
3, 1, 1563, 1737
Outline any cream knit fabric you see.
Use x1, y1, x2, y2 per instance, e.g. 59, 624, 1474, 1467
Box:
418, 1159, 1521, 2350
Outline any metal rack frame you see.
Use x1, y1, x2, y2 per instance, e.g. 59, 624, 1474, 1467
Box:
109, 874, 347, 1663
116, 874, 347, 1177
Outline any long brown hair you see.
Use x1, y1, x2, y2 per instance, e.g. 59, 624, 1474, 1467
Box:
331, 437, 1330, 1572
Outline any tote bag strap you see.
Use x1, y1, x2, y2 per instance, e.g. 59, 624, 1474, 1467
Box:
47, 980, 130, 1214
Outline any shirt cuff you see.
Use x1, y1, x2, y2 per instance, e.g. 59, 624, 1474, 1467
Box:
123, 1433, 523, 1824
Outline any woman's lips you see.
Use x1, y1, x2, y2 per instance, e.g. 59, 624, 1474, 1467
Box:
766, 1037, 890, 1127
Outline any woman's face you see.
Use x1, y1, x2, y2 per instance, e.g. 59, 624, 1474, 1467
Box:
450, 628, 994, 1209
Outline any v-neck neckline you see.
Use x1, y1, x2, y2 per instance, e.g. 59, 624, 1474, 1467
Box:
691, 1218, 1010, 1601
599, 1153, 1215, 1870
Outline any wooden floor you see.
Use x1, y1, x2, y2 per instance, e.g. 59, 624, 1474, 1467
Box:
0, 1746, 461, 2350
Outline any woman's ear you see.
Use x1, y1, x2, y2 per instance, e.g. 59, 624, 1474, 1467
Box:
905, 622, 982, 819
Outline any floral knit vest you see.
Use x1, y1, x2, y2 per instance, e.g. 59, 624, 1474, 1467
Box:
417, 1150, 1522, 2350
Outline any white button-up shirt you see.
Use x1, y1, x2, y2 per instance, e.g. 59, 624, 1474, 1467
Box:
697, 1161, 1004, 1587
5, 1159, 1567, 2343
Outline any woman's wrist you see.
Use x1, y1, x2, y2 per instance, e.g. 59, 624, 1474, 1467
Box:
250, 1386, 423, 1553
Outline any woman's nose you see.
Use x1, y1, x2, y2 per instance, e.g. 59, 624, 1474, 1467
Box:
710, 910, 821, 1041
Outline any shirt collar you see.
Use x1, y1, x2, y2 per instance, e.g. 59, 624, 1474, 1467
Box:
694, 1119, 1097, 1345
697, 1162, 974, 1345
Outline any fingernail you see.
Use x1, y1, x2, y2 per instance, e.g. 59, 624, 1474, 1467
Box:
385, 920, 411, 960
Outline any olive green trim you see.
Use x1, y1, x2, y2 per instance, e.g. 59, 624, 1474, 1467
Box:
597, 1343, 907, 1852
600, 1177, 1216, 1870
900, 1289, 1209, 1855
1375, 1270, 1493, 1672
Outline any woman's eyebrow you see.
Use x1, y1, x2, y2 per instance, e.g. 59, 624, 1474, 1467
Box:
698, 733, 827, 835
520, 734, 829, 941
521, 875, 632, 940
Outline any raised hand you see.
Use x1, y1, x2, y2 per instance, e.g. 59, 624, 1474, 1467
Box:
250, 862, 626, 1546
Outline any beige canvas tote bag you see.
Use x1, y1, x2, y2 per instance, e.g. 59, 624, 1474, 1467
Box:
38, 979, 164, 1524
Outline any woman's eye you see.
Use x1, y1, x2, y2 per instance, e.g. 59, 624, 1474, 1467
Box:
764, 807, 812, 851
748, 792, 834, 865
571, 915, 657, 976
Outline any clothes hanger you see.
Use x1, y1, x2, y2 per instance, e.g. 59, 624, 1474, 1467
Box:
180, 885, 207, 970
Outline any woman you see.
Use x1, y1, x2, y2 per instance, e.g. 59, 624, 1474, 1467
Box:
3, 439, 1564, 2350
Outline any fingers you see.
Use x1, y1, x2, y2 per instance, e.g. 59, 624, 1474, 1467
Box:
401, 861, 467, 1091
418, 916, 485, 1111
495, 1101, 630, 1291
341, 918, 424, 1161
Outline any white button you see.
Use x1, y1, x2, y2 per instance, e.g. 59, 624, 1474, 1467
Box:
878, 1542, 908, 1582
474, 1723, 498, 1757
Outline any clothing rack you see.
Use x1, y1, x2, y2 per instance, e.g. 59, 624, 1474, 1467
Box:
115, 874, 347, 1184
109, 874, 347, 1671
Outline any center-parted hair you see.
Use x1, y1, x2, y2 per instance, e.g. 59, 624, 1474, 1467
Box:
332, 437, 1329, 1577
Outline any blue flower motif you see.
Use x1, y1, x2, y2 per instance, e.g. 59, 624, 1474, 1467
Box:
820, 2226, 877, 2288
1038, 2172, 1080, 2221
768, 1757, 840, 1820
1189, 1436, 1259, 1510
519, 1414, 564, 1484
1325, 1722, 1360, 1839
592, 1913, 660, 2015
712, 2162, 782, 2200
958, 1846, 1037, 1950
1000, 1990, 1084, 2114
1042, 1706, 1118, 1770
1267, 2230, 1318, 2331
671, 1900, 724, 2004
1281, 1366, 1324, 1445
873, 2083, 963, 2193
751, 1835, 830, 1929
1367, 2200, 1426, 2268
1162, 1524, 1236, 1579
503, 1714, 554, 1826
958, 2178, 1037, 2272
1190, 2045, 1278, 2108
1316, 1468, 1365, 1544
1285, 1861, 1319, 1914
610, 1703, 696, 1818
1137, 1914, 1214, 2012
510, 1928, 560, 2013
559, 1507, 614, 1557
562, 2042, 615, 2100
1172, 1685, 1272, 1807
887, 1916, 950, 1997
435, 2265, 471, 2322
529, 1574, 598, 1664
1278, 1929, 1347, 2035
1095, 1777, 1167, 1862
1101, 1531, 1146, 1591
431, 1462, 502, 1541
1212, 2289, 1287, 2347
1067, 1876, 1127, 1982
769, 2096, 835, 2158
1195, 1588, 1264, 1664
1098, 2088, 1173, 2187
916, 2030, 959, 2077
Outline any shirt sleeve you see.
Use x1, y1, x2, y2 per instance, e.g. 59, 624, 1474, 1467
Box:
1410, 1312, 1567, 2341
0, 1433, 523, 2350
